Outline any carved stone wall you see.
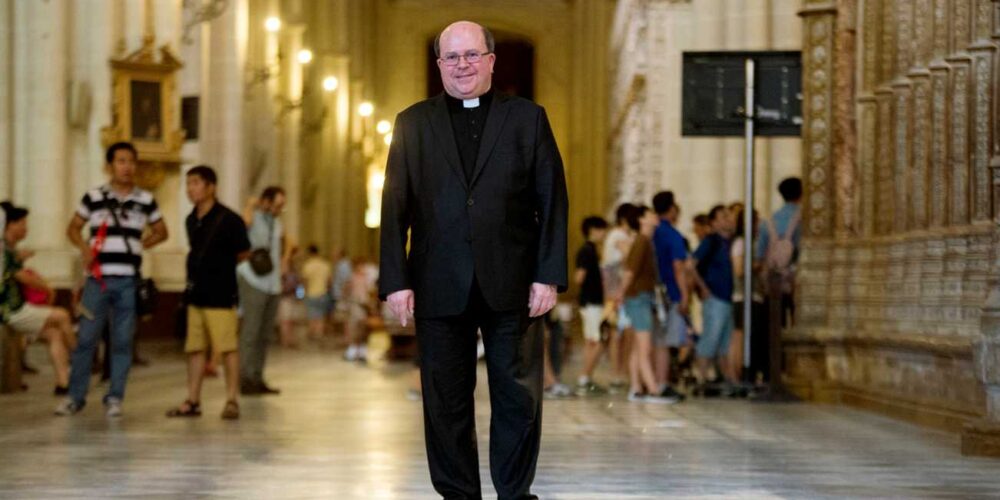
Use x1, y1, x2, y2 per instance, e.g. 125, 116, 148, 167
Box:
793, 0, 1000, 451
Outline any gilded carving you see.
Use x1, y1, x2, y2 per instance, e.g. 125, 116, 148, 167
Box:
951, 63, 971, 225
912, 79, 931, 228
973, 54, 992, 221
930, 68, 950, 226
805, 15, 836, 237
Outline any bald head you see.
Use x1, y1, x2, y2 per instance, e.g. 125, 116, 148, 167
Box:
435, 21, 496, 99
434, 21, 495, 57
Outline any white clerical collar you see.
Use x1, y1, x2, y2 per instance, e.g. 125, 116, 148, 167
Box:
462, 97, 480, 109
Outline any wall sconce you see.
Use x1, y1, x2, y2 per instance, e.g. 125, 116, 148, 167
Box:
383, 133, 393, 146
297, 49, 313, 64
358, 101, 374, 117
323, 76, 339, 92
264, 16, 281, 32
376, 120, 392, 135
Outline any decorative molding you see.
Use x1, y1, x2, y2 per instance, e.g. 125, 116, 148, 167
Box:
972, 51, 994, 221
892, 81, 912, 232
950, 58, 973, 225
803, 13, 836, 237
912, 75, 931, 228
930, 64, 951, 227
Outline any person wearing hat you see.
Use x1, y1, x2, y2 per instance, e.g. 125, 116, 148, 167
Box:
0, 202, 76, 394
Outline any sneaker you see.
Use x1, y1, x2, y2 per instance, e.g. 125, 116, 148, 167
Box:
642, 393, 680, 404
343, 345, 358, 361
54, 398, 83, 416
659, 386, 686, 402
356, 345, 368, 362
575, 382, 609, 397
544, 383, 574, 400
627, 391, 646, 402
105, 397, 123, 418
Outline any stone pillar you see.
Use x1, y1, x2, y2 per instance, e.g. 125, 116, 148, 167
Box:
203, 0, 247, 209
0, 0, 11, 200
12, 0, 70, 277
277, 24, 304, 244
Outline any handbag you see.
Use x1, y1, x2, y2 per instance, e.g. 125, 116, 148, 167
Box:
104, 193, 158, 319
249, 215, 275, 276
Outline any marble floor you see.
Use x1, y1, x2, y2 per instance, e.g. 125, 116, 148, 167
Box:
2, 336, 999, 500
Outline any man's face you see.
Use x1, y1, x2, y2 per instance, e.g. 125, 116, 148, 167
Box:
591, 227, 608, 243
437, 22, 495, 100
109, 149, 137, 186
269, 193, 287, 215
4, 218, 27, 244
185, 175, 215, 205
712, 211, 734, 233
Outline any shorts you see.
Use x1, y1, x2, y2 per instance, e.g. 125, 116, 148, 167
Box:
7, 304, 51, 341
185, 306, 239, 354
623, 292, 654, 333
654, 303, 688, 348
305, 295, 331, 320
578, 304, 604, 342
697, 295, 734, 359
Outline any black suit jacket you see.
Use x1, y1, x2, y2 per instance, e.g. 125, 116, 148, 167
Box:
379, 92, 568, 318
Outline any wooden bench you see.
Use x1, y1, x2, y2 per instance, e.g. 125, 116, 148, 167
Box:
0, 326, 24, 393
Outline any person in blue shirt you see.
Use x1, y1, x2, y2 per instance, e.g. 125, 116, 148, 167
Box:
651, 191, 688, 400
756, 177, 801, 327
691, 205, 737, 388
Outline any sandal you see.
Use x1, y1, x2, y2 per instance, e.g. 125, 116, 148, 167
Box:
221, 400, 240, 420
166, 400, 202, 418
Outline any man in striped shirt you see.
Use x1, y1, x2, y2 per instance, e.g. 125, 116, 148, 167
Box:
56, 142, 169, 417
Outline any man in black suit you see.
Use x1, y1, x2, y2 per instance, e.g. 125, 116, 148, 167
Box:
379, 20, 568, 500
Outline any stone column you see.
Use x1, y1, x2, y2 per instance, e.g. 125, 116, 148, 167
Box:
0, 0, 10, 200
277, 24, 304, 244
203, 0, 247, 209
12, 0, 71, 279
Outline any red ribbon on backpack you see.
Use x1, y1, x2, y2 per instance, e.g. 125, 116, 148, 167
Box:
90, 220, 108, 290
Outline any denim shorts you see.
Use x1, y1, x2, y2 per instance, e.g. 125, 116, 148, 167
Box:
305, 295, 331, 320
623, 292, 655, 333
654, 303, 688, 348
697, 295, 734, 358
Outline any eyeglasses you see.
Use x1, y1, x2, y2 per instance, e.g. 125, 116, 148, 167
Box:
440, 51, 492, 66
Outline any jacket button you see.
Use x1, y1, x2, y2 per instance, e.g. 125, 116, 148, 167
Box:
467, 198, 475, 207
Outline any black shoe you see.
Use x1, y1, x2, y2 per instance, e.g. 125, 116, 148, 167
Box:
240, 382, 263, 395
659, 386, 686, 402
21, 362, 39, 375
54, 385, 69, 396
133, 356, 150, 367
259, 383, 281, 395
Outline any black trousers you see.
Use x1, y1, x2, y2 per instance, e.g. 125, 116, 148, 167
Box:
416, 280, 544, 500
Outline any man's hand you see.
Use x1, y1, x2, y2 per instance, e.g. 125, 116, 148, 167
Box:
679, 297, 690, 317
387, 289, 415, 327
528, 283, 557, 318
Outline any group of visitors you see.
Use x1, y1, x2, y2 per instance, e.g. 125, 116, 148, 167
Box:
544, 177, 802, 403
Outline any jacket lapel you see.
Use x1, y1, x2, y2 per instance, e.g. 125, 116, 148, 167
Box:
427, 94, 468, 190
470, 93, 510, 188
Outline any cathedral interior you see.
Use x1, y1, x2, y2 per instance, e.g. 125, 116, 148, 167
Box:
1, 0, 1000, 498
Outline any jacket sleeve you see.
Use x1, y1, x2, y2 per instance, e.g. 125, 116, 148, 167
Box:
378, 114, 413, 301
531, 106, 569, 292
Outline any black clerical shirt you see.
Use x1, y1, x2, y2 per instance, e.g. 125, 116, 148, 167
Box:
445, 90, 493, 182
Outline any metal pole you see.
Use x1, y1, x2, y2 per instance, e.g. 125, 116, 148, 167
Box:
743, 58, 755, 373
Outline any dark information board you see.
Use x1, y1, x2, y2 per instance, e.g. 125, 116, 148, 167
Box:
682, 51, 802, 137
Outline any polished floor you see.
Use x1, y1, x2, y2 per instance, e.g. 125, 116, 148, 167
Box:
2, 335, 999, 499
